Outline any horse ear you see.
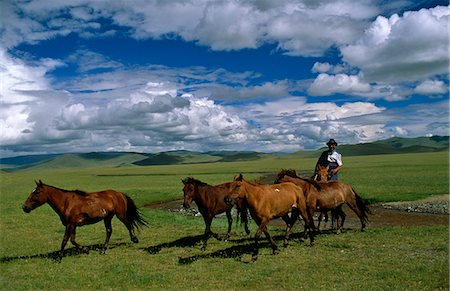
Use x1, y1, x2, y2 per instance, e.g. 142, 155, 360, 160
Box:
38, 180, 43, 186
238, 173, 243, 181
35, 180, 39, 186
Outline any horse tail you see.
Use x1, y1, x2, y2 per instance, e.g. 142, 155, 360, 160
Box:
352, 187, 370, 224
125, 194, 149, 231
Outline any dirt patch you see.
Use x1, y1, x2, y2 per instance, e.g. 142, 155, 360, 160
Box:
144, 195, 449, 228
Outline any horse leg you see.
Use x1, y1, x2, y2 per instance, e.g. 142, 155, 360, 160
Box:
281, 213, 292, 247
201, 216, 215, 251
298, 207, 315, 246
262, 225, 278, 255
225, 209, 232, 241
331, 208, 341, 234
58, 226, 71, 261
69, 225, 89, 254
284, 207, 299, 246
317, 211, 329, 230
253, 219, 271, 260
102, 217, 113, 254
240, 207, 251, 235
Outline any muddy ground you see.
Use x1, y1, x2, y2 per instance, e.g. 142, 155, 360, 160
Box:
145, 195, 449, 229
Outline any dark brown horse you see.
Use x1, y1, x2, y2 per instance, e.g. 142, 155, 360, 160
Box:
22, 180, 148, 261
275, 169, 369, 234
182, 177, 250, 250
226, 174, 314, 260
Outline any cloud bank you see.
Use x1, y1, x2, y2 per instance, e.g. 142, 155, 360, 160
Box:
0, 1, 448, 157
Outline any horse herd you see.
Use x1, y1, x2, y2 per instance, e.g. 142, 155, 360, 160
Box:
22, 168, 370, 261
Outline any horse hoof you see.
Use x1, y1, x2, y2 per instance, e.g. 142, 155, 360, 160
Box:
82, 247, 90, 254
131, 237, 139, 243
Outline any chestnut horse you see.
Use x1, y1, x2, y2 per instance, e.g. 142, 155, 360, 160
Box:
315, 165, 331, 182
313, 165, 333, 227
182, 177, 250, 251
22, 180, 148, 261
226, 174, 314, 260
275, 169, 369, 234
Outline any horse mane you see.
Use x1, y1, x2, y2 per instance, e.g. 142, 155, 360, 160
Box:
182, 177, 208, 187
278, 169, 322, 191
44, 183, 89, 196
242, 179, 259, 186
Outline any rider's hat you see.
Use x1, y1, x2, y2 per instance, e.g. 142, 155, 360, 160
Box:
326, 139, 338, 146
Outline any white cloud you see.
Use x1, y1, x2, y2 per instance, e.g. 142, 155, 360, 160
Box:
414, 80, 448, 95
233, 97, 389, 149
311, 62, 349, 74
0, 48, 259, 155
1, 0, 379, 56
341, 5, 449, 83
308, 73, 372, 96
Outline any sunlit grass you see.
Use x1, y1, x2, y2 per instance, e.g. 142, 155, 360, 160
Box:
1, 151, 448, 289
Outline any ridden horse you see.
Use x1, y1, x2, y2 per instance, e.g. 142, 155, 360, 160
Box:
226, 174, 314, 260
182, 177, 250, 251
22, 180, 148, 261
275, 169, 369, 234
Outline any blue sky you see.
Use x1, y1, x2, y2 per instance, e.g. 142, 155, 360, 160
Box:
0, 0, 448, 157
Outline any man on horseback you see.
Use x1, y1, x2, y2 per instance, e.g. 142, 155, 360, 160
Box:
315, 138, 342, 181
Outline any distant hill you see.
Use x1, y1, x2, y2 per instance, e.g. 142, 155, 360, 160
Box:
1, 136, 448, 171
336, 136, 449, 157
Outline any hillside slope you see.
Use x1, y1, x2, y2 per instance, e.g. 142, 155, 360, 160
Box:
1, 136, 448, 171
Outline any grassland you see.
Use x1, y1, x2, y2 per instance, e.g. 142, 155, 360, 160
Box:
0, 151, 448, 290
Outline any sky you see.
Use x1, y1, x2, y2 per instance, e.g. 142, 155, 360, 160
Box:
0, 0, 449, 157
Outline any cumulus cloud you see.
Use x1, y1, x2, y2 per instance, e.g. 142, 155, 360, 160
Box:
308, 73, 372, 96
234, 97, 389, 149
1, 2, 448, 156
1, 0, 380, 56
341, 5, 449, 83
0, 49, 258, 155
414, 80, 448, 95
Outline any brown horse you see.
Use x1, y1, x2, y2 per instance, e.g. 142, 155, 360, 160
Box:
22, 180, 148, 261
226, 174, 314, 260
315, 165, 331, 182
275, 169, 369, 234
313, 165, 333, 227
182, 177, 250, 250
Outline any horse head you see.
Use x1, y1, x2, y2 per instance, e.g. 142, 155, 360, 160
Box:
275, 169, 298, 183
225, 174, 244, 205
315, 165, 330, 181
181, 177, 196, 209
23, 180, 48, 213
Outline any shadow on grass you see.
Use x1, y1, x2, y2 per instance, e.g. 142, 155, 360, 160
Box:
144, 234, 206, 254
144, 230, 324, 264
175, 229, 355, 264
0, 242, 130, 263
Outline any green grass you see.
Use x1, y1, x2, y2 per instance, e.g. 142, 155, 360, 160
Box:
1, 151, 448, 290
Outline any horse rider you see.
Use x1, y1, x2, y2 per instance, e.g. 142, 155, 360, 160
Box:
315, 138, 343, 181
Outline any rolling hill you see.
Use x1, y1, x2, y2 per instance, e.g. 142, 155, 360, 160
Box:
1, 136, 448, 171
